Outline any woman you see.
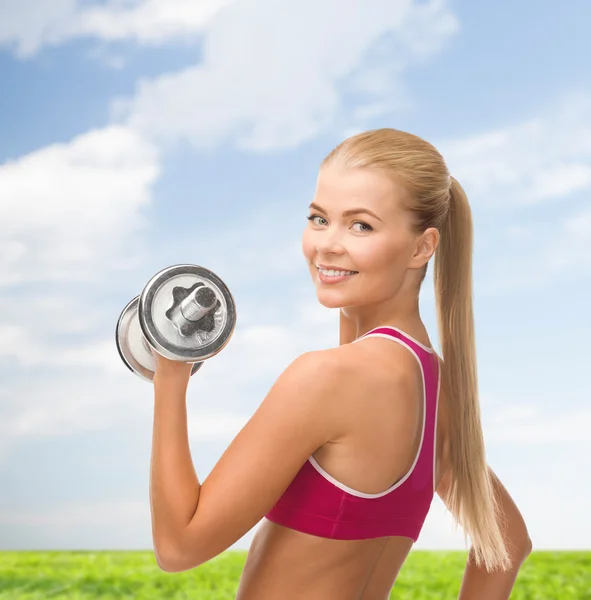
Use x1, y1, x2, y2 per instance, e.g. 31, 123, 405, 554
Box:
149, 128, 532, 599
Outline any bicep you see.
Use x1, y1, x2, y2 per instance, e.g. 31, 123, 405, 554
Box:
168, 351, 346, 570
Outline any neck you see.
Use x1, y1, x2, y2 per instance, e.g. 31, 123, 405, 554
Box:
339, 299, 423, 346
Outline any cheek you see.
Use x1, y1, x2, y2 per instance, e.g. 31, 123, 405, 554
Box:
356, 239, 399, 270
301, 229, 313, 255
359, 243, 413, 285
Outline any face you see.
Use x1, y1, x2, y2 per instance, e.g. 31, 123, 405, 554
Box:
302, 165, 430, 310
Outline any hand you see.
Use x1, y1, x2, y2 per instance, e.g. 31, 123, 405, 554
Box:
152, 349, 194, 386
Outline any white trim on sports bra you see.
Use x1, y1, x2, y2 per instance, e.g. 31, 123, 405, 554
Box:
432, 358, 441, 494
353, 324, 435, 353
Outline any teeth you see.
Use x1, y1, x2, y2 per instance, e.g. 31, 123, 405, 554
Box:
319, 268, 357, 277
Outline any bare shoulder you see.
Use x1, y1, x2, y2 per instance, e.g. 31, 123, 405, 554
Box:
291, 347, 350, 384
277, 348, 358, 442
296, 342, 423, 444
335, 336, 422, 389
292, 344, 383, 440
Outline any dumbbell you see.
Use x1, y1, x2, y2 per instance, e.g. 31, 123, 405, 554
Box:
116, 264, 237, 382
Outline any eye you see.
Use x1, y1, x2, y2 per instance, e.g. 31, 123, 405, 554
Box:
306, 214, 325, 226
306, 214, 373, 232
352, 221, 373, 233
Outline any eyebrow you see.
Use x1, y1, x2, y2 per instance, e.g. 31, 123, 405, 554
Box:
308, 203, 384, 223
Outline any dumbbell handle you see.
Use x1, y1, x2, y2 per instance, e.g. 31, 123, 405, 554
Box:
178, 286, 217, 323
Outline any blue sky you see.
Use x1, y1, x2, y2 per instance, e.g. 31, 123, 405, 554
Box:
0, 0, 589, 553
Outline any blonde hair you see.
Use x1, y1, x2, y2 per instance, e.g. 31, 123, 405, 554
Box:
322, 128, 511, 572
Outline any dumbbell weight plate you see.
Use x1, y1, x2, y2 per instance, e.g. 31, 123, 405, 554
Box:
116, 295, 204, 382
116, 264, 236, 382
138, 264, 236, 363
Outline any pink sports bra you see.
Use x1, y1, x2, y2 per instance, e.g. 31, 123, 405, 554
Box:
265, 325, 441, 541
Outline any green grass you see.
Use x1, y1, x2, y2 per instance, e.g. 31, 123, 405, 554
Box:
0, 551, 589, 599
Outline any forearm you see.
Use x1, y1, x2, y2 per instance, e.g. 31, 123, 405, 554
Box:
150, 376, 201, 558
458, 541, 532, 599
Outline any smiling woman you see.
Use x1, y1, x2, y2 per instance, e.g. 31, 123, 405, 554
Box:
149, 128, 532, 600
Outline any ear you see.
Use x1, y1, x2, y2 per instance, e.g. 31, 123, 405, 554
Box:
409, 227, 439, 268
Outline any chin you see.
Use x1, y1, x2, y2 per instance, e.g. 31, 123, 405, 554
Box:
318, 301, 342, 309
315, 293, 347, 310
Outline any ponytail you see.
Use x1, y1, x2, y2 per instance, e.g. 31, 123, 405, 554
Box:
433, 177, 512, 572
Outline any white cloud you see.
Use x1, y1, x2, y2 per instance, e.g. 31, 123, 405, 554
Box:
545, 204, 591, 271
0, 125, 161, 455
0, 0, 75, 57
433, 92, 591, 294
0, 125, 159, 286
116, 0, 458, 151
66, 0, 233, 44
486, 405, 591, 445
440, 91, 591, 207
476, 200, 591, 296
0, 0, 232, 57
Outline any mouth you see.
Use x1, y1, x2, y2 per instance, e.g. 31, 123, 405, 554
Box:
315, 264, 359, 275
315, 265, 359, 282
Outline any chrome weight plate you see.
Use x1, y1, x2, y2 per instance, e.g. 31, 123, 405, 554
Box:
138, 264, 236, 364
116, 295, 204, 383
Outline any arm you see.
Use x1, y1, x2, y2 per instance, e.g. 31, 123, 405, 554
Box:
150, 375, 201, 569
437, 467, 532, 599
150, 349, 346, 572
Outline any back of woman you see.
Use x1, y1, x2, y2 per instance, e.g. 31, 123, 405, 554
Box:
237, 323, 450, 600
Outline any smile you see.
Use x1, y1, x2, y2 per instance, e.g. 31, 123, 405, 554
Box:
316, 267, 358, 284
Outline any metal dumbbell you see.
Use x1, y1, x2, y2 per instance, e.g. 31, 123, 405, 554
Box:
116, 264, 237, 382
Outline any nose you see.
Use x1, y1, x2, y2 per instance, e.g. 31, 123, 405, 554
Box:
313, 227, 346, 256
